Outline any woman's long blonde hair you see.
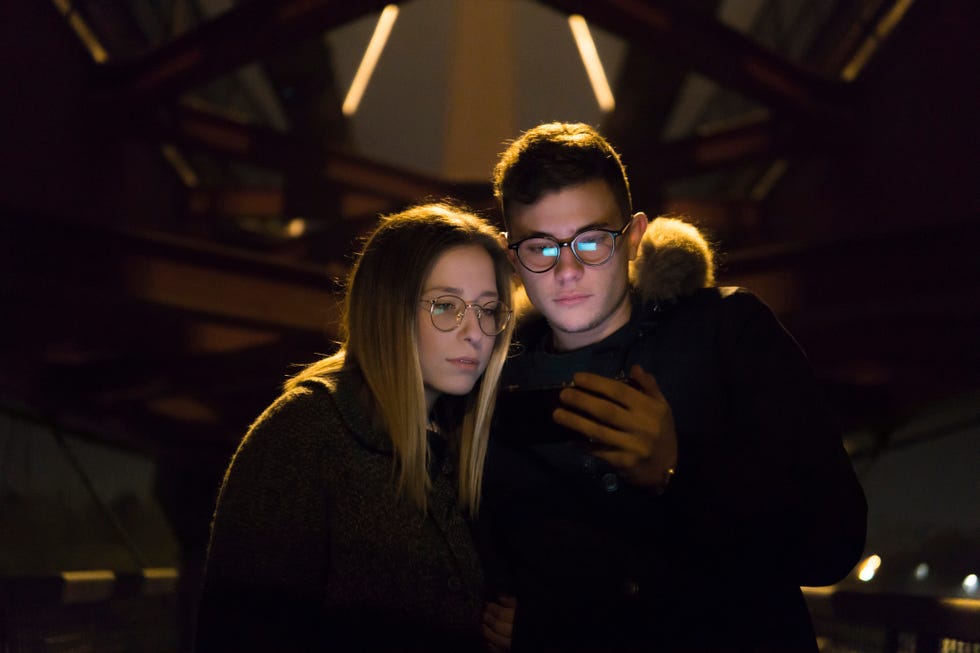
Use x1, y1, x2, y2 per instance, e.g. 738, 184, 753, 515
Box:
287, 203, 513, 516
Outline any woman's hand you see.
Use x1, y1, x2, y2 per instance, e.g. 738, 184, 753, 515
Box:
482, 595, 516, 652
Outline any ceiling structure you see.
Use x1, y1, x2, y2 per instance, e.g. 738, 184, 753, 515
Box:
2, 0, 978, 518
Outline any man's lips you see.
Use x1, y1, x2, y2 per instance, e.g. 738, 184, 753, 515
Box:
554, 293, 590, 305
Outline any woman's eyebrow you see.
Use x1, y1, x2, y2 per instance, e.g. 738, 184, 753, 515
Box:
424, 286, 499, 300
424, 285, 464, 295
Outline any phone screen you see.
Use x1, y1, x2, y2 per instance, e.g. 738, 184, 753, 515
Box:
492, 385, 584, 446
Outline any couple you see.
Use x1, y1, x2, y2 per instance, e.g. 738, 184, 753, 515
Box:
196, 123, 867, 653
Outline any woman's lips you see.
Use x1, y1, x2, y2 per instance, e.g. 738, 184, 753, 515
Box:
448, 357, 480, 370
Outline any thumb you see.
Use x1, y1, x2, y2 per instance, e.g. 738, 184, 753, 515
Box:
497, 595, 517, 608
629, 364, 662, 397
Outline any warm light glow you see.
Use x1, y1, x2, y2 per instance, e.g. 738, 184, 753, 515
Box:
286, 217, 307, 238
143, 567, 179, 596
841, 0, 915, 81
161, 144, 200, 188
567, 15, 615, 113
801, 586, 835, 597
857, 554, 881, 582
52, 0, 108, 63
749, 159, 788, 201
342, 5, 399, 116
964, 574, 979, 595
914, 563, 930, 580
940, 597, 980, 610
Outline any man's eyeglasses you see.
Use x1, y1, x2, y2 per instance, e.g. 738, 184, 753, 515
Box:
506, 216, 634, 273
420, 295, 512, 336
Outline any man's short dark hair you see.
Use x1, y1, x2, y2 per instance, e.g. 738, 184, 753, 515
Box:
493, 122, 633, 228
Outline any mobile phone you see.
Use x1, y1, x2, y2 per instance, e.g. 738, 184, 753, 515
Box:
492, 383, 583, 446
493, 372, 639, 446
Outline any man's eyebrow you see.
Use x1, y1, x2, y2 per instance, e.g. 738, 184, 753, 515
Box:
515, 222, 612, 240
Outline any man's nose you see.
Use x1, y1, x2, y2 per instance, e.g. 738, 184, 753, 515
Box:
553, 244, 584, 279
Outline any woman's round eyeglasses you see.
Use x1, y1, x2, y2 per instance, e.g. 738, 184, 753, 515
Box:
506, 216, 634, 273
420, 295, 512, 336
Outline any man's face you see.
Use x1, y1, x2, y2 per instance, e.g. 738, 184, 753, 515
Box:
506, 179, 646, 351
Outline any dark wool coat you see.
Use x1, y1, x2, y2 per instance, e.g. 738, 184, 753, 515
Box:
478, 219, 868, 653
196, 371, 484, 653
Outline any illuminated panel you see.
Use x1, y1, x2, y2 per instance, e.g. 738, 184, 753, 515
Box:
568, 15, 615, 113
51, 0, 108, 63
342, 5, 400, 116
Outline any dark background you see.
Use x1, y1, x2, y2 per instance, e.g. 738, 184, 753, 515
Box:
1, 0, 977, 647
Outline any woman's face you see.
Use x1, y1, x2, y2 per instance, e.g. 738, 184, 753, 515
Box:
417, 245, 500, 412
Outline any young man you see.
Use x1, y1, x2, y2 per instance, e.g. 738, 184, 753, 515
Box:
478, 123, 867, 653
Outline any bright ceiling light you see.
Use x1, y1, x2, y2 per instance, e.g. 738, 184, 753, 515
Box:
914, 563, 929, 581
568, 15, 615, 113
964, 574, 979, 595
342, 5, 399, 117
857, 554, 881, 582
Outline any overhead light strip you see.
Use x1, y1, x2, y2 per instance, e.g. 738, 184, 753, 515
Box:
567, 14, 615, 113
342, 4, 399, 116
51, 0, 108, 63
841, 0, 915, 81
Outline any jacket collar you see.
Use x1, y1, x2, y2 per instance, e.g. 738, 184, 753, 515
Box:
301, 370, 394, 455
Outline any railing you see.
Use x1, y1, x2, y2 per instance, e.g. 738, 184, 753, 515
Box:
0, 569, 179, 653
805, 587, 980, 653
4, 574, 977, 653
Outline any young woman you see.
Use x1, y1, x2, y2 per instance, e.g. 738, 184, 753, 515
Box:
195, 203, 514, 652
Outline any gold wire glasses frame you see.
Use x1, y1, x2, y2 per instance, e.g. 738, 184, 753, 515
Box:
420, 295, 512, 336
506, 216, 634, 273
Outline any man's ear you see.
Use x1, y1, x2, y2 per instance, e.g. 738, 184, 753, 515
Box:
500, 233, 520, 272
627, 212, 649, 260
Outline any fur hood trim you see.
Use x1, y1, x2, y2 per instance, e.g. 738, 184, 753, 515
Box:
511, 217, 714, 325
630, 216, 715, 304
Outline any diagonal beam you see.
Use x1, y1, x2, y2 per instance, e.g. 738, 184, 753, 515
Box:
639, 115, 788, 179
3, 208, 343, 335
158, 103, 470, 204
540, 0, 853, 124
632, 113, 844, 180
90, 0, 393, 113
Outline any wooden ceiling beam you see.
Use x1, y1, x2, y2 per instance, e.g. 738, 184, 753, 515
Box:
3, 210, 342, 336
638, 115, 788, 180
88, 0, 392, 114
541, 0, 853, 125
161, 103, 468, 205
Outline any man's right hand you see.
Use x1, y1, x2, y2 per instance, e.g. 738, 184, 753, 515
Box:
553, 364, 678, 491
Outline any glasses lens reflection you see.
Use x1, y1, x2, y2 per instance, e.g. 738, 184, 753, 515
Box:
518, 230, 615, 271
428, 296, 509, 336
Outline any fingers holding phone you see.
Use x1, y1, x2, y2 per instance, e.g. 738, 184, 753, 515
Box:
553, 364, 678, 490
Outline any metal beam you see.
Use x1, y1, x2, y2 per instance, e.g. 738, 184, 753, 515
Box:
540, 0, 853, 124
90, 0, 393, 113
